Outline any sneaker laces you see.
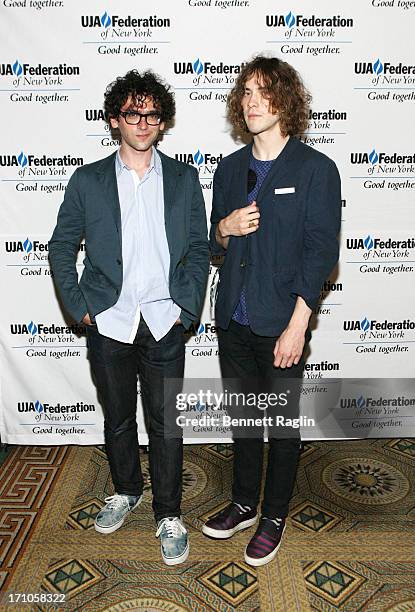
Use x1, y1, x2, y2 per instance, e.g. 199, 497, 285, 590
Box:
263, 517, 283, 528
156, 517, 187, 539
234, 502, 252, 514
103, 494, 130, 511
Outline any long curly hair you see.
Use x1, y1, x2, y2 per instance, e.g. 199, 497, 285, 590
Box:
104, 70, 175, 123
227, 55, 311, 137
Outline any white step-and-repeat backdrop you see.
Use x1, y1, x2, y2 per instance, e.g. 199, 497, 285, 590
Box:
1, 0, 414, 444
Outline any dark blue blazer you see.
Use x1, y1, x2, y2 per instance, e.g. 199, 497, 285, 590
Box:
210, 137, 341, 336
49, 151, 209, 329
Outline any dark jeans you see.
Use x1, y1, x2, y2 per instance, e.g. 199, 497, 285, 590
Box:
218, 320, 307, 518
86, 317, 185, 522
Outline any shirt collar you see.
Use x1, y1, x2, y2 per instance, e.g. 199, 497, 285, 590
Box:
115, 146, 162, 177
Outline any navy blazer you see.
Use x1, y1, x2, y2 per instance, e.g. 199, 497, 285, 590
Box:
49, 151, 209, 329
210, 137, 341, 336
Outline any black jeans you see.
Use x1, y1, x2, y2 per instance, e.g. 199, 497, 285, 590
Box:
218, 320, 307, 518
86, 317, 185, 522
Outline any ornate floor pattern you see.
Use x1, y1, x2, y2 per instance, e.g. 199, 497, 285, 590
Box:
0, 445, 68, 591
1, 440, 414, 611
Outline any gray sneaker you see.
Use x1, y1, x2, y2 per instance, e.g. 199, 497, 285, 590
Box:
156, 517, 189, 565
94, 494, 142, 534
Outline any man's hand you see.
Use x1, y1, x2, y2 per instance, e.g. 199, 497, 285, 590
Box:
219, 202, 260, 237
82, 313, 93, 326
273, 326, 305, 368
273, 296, 312, 368
216, 202, 260, 249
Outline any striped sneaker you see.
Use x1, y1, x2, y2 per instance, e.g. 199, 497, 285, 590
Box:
202, 502, 257, 539
244, 517, 286, 567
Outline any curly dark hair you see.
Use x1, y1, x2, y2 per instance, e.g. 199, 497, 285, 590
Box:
227, 55, 311, 137
103, 69, 175, 123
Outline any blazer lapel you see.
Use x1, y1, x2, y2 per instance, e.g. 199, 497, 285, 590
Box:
159, 150, 179, 257
234, 144, 252, 208
96, 152, 121, 235
256, 137, 300, 203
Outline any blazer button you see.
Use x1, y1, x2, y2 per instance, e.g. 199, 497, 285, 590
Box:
116, 259, 121, 265
240, 261, 246, 268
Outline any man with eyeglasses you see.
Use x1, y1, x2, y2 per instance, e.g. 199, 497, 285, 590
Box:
49, 70, 209, 565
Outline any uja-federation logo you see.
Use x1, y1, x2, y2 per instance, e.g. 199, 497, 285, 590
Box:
265, 11, 353, 56
0, 59, 79, 89
350, 147, 415, 191
175, 150, 222, 168
10, 320, 86, 359
1, 150, 83, 194
185, 321, 218, 356
308, 108, 347, 129
304, 360, 340, 379
3, 237, 85, 273
85, 109, 106, 122
345, 234, 415, 275
5, 237, 51, 274
302, 108, 347, 148
174, 149, 223, 189
340, 394, 415, 410
266, 11, 353, 30
350, 147, 415, 169
17, 399, 96, 436
1, 151, 83, 175
81, 11, 170, 31
346, 234, 414, 257
18, 399, 95, 415
84, 108, 113, 148
5, 237, 48, 256
344, 316, 415, 334
81, 10, 170, 57
173, 59, 243, 87
314, 279, 343, 318
339, 392, 412, 432
343, 315, 414, 355
11, 320, 85, 337
355, 58, 415, 102
85, 109, 116, 148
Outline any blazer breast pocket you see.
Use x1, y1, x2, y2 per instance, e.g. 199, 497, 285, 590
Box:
274, 187, 296, 195
273, 184, 298, 206
273, 191, 299, 208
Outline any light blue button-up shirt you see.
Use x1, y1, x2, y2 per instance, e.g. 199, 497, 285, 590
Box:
95, 148, 180, 343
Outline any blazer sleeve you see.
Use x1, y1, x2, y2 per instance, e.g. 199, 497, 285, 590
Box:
291, 158, 341, 311
180, 166, 210, 327
48, 169, 88, 323
209, 160, 227, 256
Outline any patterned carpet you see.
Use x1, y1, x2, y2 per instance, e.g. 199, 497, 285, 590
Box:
1, 439, 414, 611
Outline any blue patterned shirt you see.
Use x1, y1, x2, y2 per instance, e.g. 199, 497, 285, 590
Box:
232, 155, 275, 326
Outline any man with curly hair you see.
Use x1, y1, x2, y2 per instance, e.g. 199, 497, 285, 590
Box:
202, 56, 341, 566
49, 70, 209, 565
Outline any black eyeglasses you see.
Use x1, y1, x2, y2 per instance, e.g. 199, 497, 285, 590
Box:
119, 111, 162, 126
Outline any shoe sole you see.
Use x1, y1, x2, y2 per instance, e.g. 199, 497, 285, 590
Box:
162, 544, 190, 566
94, 496, 143, 534
202, 515, 258, 539
244, 525, 286, 567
